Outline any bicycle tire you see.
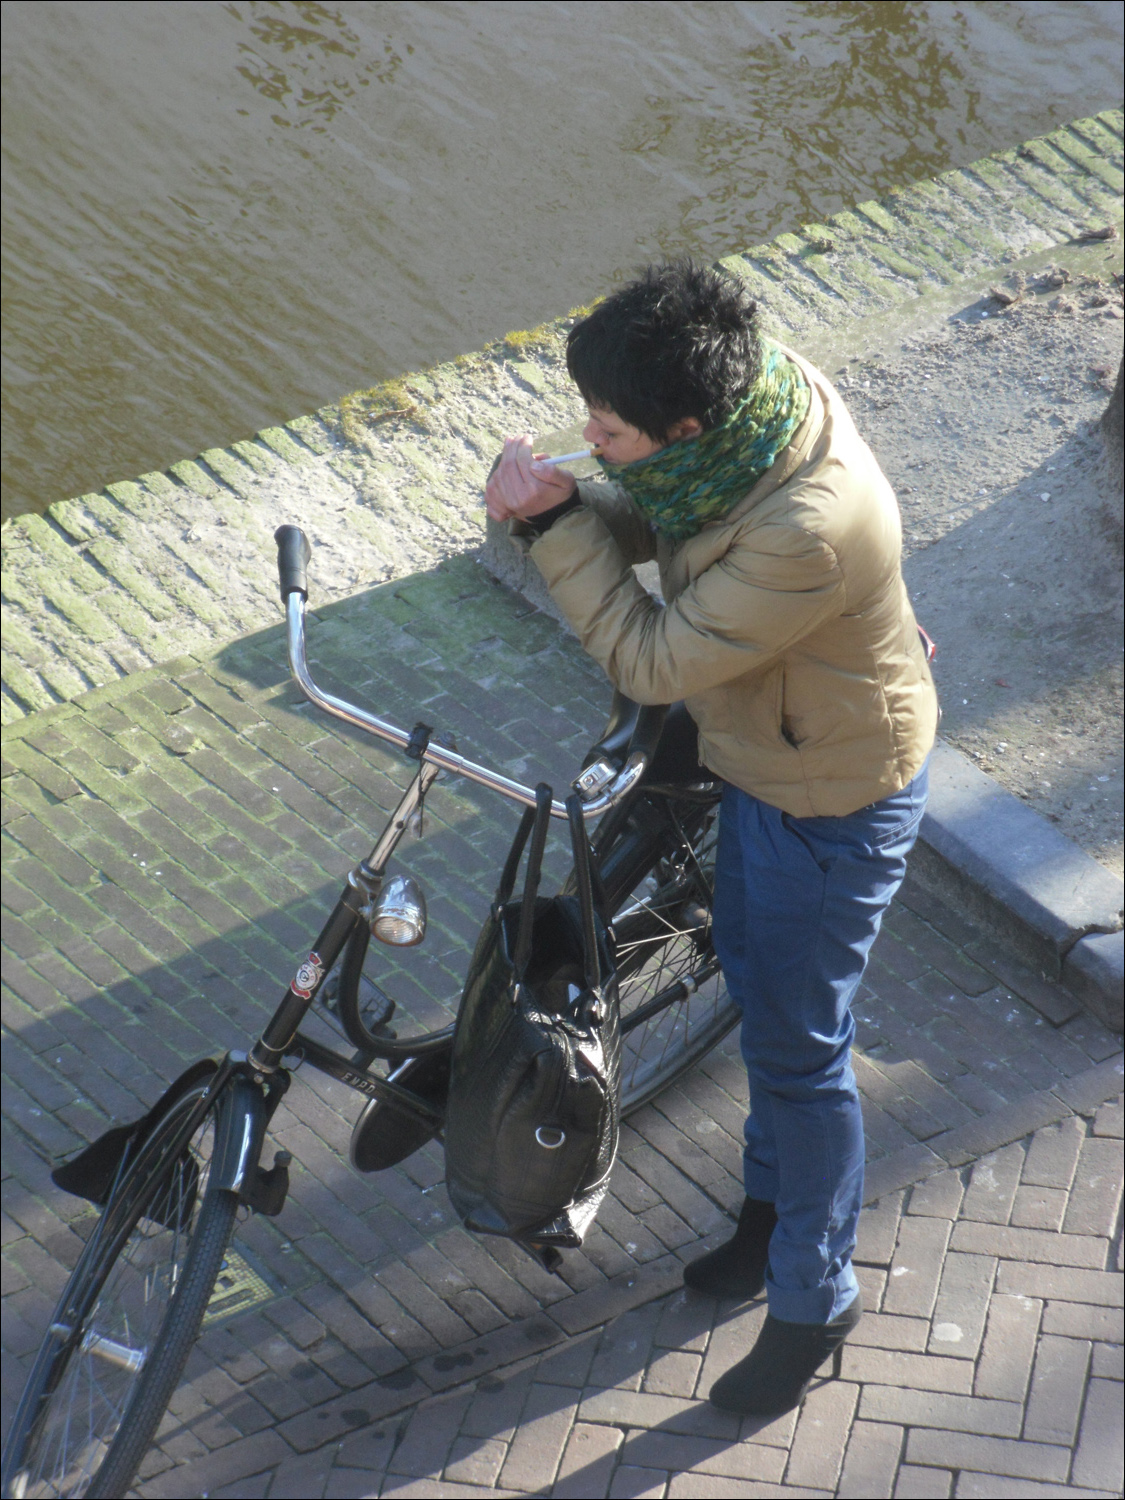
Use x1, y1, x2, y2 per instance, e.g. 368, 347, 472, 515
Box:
3, 1079, 237, 1500
583, 788, 739, 1114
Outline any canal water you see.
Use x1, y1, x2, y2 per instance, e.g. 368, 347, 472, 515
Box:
2, 0, 1122, 520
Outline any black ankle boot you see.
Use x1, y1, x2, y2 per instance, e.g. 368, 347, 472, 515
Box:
683, 1197, 777, 1300
708, 1294, 863, 1416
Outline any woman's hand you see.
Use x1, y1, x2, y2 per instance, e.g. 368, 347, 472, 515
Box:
485, 435, 576, 523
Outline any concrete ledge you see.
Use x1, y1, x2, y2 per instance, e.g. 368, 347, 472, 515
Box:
912, 741, 1124, 1013
1063, 930, 1125, 1032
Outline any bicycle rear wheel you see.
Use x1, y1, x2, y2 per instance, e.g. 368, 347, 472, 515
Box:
2, 1078, 238, 1500
591, 791, 739, 1113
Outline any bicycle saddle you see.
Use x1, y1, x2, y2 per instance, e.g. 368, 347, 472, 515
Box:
583, 692, 708, 789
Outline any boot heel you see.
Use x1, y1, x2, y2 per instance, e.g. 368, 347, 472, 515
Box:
832, 1344, 843, 1379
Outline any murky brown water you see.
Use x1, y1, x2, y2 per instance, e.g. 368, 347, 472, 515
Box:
2, 0, 1122, 521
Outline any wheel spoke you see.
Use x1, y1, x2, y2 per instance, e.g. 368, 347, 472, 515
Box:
610, 798, 738, 1112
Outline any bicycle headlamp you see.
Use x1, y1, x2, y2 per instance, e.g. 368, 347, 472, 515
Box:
369, 875, 427, 946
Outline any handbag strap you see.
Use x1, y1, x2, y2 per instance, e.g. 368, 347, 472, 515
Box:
496, 804, 537, 908
513, 783, 553, 981
566, 792, 605, 995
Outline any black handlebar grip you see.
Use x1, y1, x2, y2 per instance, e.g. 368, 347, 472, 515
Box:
275, 525, 311, 600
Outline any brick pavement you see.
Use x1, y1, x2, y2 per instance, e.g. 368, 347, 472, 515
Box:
2, 555, 1123, 1497
143, 1097, 1125, 1499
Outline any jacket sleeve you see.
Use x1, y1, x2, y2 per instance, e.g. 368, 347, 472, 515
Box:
509, 477, 657, 565
528, 505, 845, 704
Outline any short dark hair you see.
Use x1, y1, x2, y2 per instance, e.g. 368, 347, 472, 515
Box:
566, 260, 762, 441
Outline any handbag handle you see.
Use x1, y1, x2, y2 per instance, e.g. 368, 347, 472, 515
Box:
513, 782, 554, 981
566, 792, 605, 995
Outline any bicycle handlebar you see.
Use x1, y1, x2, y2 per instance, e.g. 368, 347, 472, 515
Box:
275, 526, 648, 819
275, 525, 311, 599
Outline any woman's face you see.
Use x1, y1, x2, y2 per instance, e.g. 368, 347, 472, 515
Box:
582, 406, 665, 465
582, 405, 702, 464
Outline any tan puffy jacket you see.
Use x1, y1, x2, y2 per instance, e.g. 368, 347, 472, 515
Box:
515, 348, 939, 817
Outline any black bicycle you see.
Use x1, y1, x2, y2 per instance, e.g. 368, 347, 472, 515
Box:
2, 527, 738, 1500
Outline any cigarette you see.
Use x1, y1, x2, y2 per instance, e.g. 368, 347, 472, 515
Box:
538, 447, 600, 467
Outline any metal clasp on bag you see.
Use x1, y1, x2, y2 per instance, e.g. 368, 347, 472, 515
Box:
535, 1126, 566, 1149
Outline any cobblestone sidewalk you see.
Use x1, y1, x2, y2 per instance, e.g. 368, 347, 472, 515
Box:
3, 556, 1123, 1498
200, 1095, 1125, 1500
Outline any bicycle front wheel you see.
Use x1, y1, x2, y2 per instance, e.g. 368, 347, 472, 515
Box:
3, 1077, 238, 1500
590, 791, 739, 1114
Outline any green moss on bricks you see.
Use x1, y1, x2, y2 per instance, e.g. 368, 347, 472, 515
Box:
168, 460, 222, 499
1006, 149, 1096, 230
37, 656, 94, 705
1050, 126, 1125, 193
0, 656, 57, 715
48, 499, 101, 544
905, 180, 1011, 263
502, 319, 566, 354
338, 378, 419, 444
257, 426, 311, 465
286, 415, 337, 455
230, 439, 280, 475
102, 481, 160, 526
199, 448, 257, 496
507, 360, 550, 395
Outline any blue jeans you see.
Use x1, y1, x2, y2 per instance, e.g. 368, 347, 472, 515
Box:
711, 760, 929, 1324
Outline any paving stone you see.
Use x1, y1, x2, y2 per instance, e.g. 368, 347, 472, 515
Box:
783, 1377, 859, 1491
856, 1191, 905, 1266
1024, 1334, 1092, 1446
974, 1294, 1042, 1402
1092, 1096, 1123, 1137
859, 1388, 1023, 1438
893, 1463, 952, 1497
495, 1383, 578, 1493
389, 1389, 474, 1477
904, 1429, 1069, 1482
577, 1388, 741, 1444
927, 1251, 995, 1359
551, 1422, 622, 1498
642, 1350, 703, 1398
444, 1436, 510, 1488
950, 1222, 1106, 1268
139, 1431, 296, 1498
618, 1429, 785, 1483
1040, 1301, 1124, 1342
836, 1419, 904, 1499
882, 1215, 953, 1318
994, 1262, 1123, 1306
1091, 1341, 1123, 1381
264, 1451, 334, 1498
907, 1171, 965, 1221
1070, 1378, 1125, 1492
587, 1301, 663, 1391
1019, 1116, 1086, 1191
841, 1346, 972, 1393
1062, 1137, 1124, 1238
608, 1466, 668, 1498
954, 1479, 1118, 1498
931, 1091, 1070, 1170
1009, 1184, 1068, 1231
849, 1312, 930, 1353
960, 1144, 1025, 1224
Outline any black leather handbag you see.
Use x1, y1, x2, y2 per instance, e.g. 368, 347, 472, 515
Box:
444, 785, 620, 1256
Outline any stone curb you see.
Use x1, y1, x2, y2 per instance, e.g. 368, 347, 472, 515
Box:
913, 742, 1124, 1030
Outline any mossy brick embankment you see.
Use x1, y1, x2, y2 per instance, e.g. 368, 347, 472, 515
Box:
1, 110, 1121, 727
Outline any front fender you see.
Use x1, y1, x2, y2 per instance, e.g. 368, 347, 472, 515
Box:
212, 1074, 269, 1194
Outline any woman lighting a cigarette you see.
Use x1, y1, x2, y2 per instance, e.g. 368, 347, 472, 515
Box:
484, 260, 937, 1416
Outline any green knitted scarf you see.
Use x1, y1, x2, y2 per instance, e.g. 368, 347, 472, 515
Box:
596, 340, 810, 541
